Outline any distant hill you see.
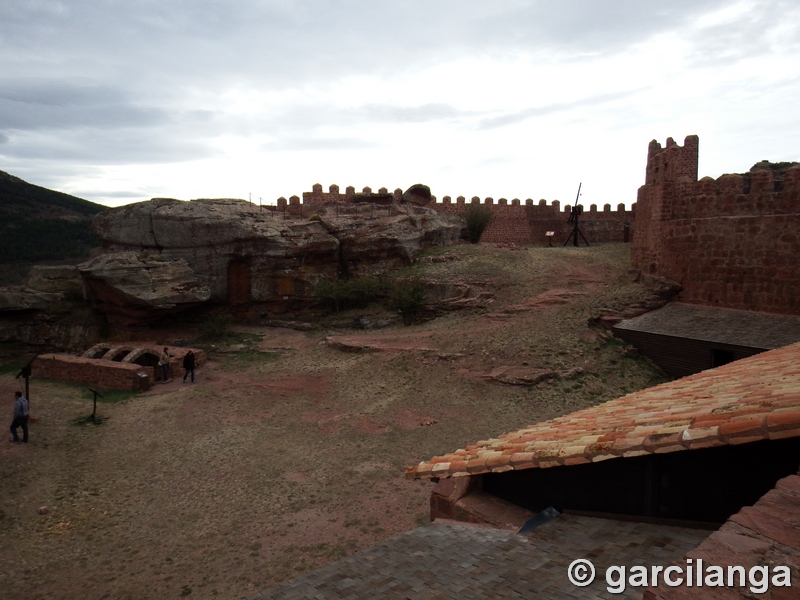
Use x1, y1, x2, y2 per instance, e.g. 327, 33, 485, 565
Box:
0, 169, 106, 270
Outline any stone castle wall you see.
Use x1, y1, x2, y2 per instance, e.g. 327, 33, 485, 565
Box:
282, 183, 635, 245
34, 353, 153, 391
632, 135, 800, 315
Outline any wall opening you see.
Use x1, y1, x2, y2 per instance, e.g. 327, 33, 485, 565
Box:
228, 259, 251, 305
483, 437, 800, 525
132, 352, 160, 369
711, 349, 735, 368
108, 349, 131, 362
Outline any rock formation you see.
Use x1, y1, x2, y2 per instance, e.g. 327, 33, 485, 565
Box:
0, 283, 103, 352
78, 252, 212, 326
0, 286, 61, 312
87, 197, 461, 324
401, 184, 432, 206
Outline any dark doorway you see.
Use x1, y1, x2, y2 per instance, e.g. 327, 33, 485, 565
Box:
132, 352, 160, 369
228, 260, 251, 305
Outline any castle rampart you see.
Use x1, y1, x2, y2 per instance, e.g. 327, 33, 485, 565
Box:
286, 183, 635, 245
632, 135, 800, 315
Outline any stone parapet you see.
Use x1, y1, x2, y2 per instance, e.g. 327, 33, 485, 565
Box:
297, 184, 634, 245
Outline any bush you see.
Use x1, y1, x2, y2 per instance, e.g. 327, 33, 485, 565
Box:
314, 276, 383, 312
199, 313, 232, 341
463, 203, 495, 243
387, 276, 427, 325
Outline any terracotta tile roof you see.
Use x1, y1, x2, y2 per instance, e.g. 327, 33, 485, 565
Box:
406, 342, 800, 480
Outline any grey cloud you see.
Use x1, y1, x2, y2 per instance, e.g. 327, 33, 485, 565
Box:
263, 137, 381, 152
0, 1, 746, 93
0, 79, 167, 131
80, 190, 146, 199
2, 127, 217, 164
468, 1, 734, 53
477, 90, 643, 130
241, 103, 467, 139
683, 1, 800, 68
357, 104, 467, 124
0, 0, 794, 191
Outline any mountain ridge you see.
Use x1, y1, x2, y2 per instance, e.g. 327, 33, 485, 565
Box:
0, 169, 107, 276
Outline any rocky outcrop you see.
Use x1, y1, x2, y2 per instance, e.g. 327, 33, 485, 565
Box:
315, 204, 462, 277
481, 365, 584, 386
0, 285, 104, 351
0, 286, 61, 312
401, 184, 433, 206
89, 198, 461, 323
78, 252, 211, 326
26, 265, 85, 299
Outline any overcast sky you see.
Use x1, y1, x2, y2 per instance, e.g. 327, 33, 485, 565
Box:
1, 1, 799, 208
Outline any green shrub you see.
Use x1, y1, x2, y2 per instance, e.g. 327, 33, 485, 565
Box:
463, 203, 495, 243
200, 313, 232, 341
387, 276, 427, 325
314, 276, 383, 312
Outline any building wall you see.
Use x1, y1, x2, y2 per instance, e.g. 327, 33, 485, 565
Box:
610, 329, 765, 378
632, 136, 800, 315
287, 183, 635, 246
34, 353, 153, 391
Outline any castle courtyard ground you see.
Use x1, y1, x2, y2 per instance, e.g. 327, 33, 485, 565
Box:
0, 243, 671, 599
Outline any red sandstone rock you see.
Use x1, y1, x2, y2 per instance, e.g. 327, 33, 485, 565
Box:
78, 252, 211, 327
90, 198, 461, 322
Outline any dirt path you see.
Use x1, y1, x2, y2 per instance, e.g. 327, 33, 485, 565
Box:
0, 243, 666, 599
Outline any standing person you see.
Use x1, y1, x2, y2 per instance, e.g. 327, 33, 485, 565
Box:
182, 350, 196, 384
158, 347, 173, 382
10, 391, 29, 443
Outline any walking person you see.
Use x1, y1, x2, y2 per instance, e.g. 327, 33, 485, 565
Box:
158, 347, 173, 382
182, 350, 196, 384
10, 391, 29, 443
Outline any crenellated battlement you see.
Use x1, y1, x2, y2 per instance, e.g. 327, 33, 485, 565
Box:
632, 135, 800, 315
276, 184, 635, 245
298, 183, 400, 206
645, 135, 699, 186
287, 184, 632, 216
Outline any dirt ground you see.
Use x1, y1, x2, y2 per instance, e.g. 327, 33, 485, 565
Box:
0, 243, 668, 599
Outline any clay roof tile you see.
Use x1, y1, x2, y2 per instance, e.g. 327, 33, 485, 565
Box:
406, 342, 800, 480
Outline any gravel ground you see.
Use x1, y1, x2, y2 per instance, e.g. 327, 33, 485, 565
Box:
0, 243, 667, 600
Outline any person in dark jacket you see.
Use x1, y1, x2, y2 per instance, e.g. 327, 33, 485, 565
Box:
182, 350, 196, 384
10, 391, 29, 443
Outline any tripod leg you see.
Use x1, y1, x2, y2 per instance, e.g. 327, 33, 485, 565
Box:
578, 228, 590, 246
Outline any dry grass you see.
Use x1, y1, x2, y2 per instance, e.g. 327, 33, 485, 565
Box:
0, 243, 666, 599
